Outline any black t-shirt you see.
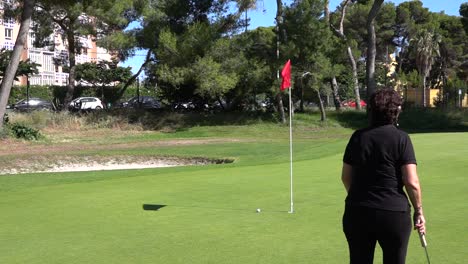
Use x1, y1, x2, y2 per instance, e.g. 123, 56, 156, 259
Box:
343, 124, 417, 211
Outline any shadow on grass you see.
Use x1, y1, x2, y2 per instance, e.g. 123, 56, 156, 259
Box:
142, 204, 286, 213
143, 204, 167, 211
331, 111, 368, 130
332, 108, 468, 133
399, 108, 468, 133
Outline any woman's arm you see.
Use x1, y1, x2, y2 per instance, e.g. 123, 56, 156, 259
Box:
401, 164, 426, 234
341, 163, 353, 193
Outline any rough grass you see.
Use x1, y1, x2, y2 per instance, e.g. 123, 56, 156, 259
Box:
7, 108, 468, 134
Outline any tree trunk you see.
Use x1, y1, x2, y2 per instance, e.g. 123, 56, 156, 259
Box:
300, 81, 304, 112
343, 1, 361, 109
217, 97, 225, 110
276, 92, 285, 120
348, 46, 362, 110
396, 36, 407, 73
118, 50, 152, 98
331, 0, 361, 110
276, 0, 286, 123
441, 61, 448, 108
324, 0, 330, 24
331, 76, 341, 111
0, 0, 35, 129
64, 28, 77, 108
317, 89, 326, 121
326, 0, 340, 112
422, 75, 427, 107
366, 0, 384, 100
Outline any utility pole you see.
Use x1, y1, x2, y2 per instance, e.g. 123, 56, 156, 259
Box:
136, 77, 141, 109
459, 89, 462, 108
26, 76, 30, 111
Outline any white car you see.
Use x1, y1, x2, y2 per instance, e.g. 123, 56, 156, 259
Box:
69, 97, 104, 111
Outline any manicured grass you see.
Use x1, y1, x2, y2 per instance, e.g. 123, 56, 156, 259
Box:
1, 119, 467, 263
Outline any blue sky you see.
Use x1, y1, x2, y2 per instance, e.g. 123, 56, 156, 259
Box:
121, 0, 466, 74
249, 0, 464, 28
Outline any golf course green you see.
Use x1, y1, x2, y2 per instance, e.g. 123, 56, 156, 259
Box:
1, 113, 467, 263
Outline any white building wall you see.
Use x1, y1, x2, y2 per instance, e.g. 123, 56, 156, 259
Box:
0, 1, 115, 86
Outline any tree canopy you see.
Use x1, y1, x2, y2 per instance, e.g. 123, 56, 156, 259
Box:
1, 0, 468, 121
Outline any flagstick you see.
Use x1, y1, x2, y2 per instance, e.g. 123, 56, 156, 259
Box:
288, 88, 294, 214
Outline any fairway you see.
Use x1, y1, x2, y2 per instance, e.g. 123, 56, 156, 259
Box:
1, 130, 467, 263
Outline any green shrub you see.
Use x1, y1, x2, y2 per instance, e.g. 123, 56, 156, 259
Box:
9, 123, 43, 140
399, 108, 468, 132
6, 111, 51, 129
8, 85, 54, 105
29, 111, 50, 128
0, 127, 10, 139
45, 111, 85, 130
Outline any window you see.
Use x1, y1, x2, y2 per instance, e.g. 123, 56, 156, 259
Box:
4, 17, 15, 26
5, 28, 12, 40
43, 75, 54, 85
3, 40, 14, 50
43, 53, 54, 73
29, 32, 36, 48
30, 76, 41, 85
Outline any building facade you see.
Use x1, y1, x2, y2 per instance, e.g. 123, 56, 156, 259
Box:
0, 0, 113, 87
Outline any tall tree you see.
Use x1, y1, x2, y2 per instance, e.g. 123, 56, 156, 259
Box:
0, 0, 35, 129
413, 29, 440, 107
238, 27, 278, 111
460, 2, 468, 34
456, 3, 468, 105
325, 0, 342, 111
275, 0, 286, 123
97, 0, 149, 97
75, 61, 132, 102
432, 12, 468, 104
366, 0, 384, 98
0, 50, 40, 82
330, 0, 361, 110
324, 0, 330, 22
283, 0, 331, 121
394, 1, 434, 73
34, 0, 135, 108
142, 0, 249, 108
339, 1, 395, 100
235, 0, 259, 32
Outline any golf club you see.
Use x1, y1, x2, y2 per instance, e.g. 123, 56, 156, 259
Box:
418, 232, 431, 264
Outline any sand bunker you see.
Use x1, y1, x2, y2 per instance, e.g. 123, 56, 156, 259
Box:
1, 156, 233, 175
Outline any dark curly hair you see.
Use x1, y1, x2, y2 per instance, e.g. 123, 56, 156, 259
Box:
369, 88, 402, 126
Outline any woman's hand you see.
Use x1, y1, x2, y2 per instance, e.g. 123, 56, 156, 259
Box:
413, 210, 426, 234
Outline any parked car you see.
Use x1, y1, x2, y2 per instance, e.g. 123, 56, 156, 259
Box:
9, 98, 54, 111
120, 96, 161, 109
68, 97, 104, 111
173, 101, 196, 110
342, 99, 367, 108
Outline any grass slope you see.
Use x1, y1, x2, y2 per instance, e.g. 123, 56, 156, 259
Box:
1, 115, 467, 263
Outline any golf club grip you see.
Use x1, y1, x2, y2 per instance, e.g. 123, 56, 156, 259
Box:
419, 232, 427, 247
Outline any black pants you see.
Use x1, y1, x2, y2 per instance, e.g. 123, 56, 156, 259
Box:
343, 205, 412, 264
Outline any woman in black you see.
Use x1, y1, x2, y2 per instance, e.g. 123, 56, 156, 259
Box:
341, 89, 426, 264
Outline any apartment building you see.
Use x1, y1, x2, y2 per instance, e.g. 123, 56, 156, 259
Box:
0, 0, 113, 86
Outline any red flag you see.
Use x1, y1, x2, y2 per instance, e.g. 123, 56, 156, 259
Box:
280, 59, 291, 91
